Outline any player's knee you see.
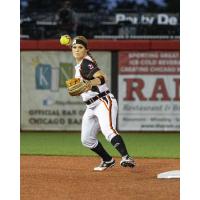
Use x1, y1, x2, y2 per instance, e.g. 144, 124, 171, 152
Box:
103, 132, 116, 142
81, 137, 97, 149
81, 137, 87, 147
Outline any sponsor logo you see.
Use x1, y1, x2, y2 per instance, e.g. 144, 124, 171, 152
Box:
35, 63, 73, 91
43, 96, 55, 106
115, 13, 179, 26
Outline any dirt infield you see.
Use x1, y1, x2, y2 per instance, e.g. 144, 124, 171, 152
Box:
21, 156, 180, 200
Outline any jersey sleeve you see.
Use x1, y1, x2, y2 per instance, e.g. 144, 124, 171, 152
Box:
80, 59, 100, 80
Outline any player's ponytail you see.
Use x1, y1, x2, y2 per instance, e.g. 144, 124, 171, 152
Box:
87, 51, 98, 66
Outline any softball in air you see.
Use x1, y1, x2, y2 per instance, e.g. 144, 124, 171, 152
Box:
60, 35, 71, 46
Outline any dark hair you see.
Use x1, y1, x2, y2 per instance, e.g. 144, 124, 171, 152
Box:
87, 51, 98, 66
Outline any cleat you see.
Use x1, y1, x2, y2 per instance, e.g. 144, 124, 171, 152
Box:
94, 158, 115, 171
120, 155, 136, 168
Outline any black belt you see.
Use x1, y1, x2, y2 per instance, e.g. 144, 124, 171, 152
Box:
85, 90, 110, 105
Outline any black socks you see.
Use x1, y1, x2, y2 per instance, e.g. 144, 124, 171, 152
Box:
111, 135, 128, 157
91, 141, 112, 162
90, 135, 129, 161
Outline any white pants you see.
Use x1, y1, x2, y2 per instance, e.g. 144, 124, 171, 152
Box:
81, 94, 119, 149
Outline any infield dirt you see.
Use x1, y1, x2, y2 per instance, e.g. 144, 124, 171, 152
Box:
21, 156, 179, 200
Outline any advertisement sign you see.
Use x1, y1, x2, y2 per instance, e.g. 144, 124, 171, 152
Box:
118, 51, 180, 131
115, 13, 179, 26
21, 51, 111, 131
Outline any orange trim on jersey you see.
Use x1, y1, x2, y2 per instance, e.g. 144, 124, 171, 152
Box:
107, 96, 118, 135
99, 98, 109, 111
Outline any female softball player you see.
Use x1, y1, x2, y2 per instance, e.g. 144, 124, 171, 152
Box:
66, 35, 136, 171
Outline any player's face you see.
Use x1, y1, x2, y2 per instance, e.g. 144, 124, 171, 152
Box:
72, 44, 87, 61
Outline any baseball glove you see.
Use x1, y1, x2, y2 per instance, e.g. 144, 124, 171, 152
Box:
65, 78, 92, 96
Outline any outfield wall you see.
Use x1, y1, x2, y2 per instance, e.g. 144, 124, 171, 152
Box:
21, 51, 111, 131
20, 40, 179, 131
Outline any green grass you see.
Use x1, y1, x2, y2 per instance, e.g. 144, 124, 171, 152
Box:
20, 132, 180, 158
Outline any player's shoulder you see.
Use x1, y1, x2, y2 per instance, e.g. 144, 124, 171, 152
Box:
81, 56, 97, 70
80, 56, 100, 80
82, 55, 94, 64
84, 55, 93, 62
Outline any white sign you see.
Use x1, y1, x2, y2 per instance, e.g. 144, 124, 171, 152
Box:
118, 51, 180, 131
116, 13, 179, 25
21, 51, 111, 131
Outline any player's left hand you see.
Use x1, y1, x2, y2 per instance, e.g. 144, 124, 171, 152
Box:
65, 78, 92, 96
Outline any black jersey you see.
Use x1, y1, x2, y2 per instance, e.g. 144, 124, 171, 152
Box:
80, 58, 100, 80
74, 55, 109, 102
